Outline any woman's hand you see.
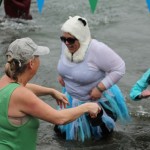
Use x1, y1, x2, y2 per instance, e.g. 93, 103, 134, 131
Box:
140, 89, 150, 98
85, 102, 101, 118
90, 87, 103, 101
58, 76, 65, 87
51, 89, 69, 108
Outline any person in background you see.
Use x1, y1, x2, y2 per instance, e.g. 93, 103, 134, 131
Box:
55, 15, 130, 142
0, 0, 2, 6
130, 68, 150, 100
0, 37, 100, 150
3, 0, 32, 20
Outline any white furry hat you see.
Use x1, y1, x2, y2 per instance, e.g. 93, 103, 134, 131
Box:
61, 16, 91, 62
61, 16, 91, 44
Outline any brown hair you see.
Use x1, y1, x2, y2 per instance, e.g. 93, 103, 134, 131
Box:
5, 57, 28, 82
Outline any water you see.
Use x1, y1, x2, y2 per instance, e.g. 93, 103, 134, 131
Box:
0, 0, 150, 149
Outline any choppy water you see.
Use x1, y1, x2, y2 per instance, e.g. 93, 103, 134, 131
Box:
0, 0, 150, 149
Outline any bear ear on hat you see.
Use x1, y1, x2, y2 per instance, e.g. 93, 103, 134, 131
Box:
61, 15, 91, 43
69, 16, 72, 19
78, 18, 87, 26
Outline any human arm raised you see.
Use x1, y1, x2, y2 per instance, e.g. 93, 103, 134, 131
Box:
26, 83, 68, 108
130, 69, 150, 100
10, 86, 100, 125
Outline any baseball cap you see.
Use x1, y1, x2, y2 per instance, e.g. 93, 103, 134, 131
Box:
6, 37, 50, 62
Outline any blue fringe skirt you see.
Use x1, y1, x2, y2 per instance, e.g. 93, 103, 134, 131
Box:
55, 84, 130, 142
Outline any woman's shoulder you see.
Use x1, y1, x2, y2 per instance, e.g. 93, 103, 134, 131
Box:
89, 39, 111, 54
12, 85, 35, 99
91, 39, 105, 45
90, 39, 109, 49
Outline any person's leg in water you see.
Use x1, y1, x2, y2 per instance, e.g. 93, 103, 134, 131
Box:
4, 0, 32, 20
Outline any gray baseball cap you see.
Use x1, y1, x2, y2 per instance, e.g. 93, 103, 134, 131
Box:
6, 37, 50, 62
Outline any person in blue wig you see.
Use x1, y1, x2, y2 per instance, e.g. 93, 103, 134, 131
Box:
54, 15, 131, 142
130, 68, 150, 100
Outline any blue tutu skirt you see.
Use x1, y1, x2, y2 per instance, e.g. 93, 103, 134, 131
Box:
55, 84, 130, 142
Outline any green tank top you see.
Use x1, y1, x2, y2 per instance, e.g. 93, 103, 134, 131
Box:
0, 83, 39, 150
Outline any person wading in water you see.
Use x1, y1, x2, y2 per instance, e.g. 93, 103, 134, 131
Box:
3, 0, 32, 20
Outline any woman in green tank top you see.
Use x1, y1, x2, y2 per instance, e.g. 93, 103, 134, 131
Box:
0, 37, 100, 150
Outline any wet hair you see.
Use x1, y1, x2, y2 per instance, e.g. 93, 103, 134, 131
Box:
78, 18, 87, 26
5, 57, 28, 82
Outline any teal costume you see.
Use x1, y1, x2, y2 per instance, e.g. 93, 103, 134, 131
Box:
56, 16, 130, 141
55, 85, 130, 142
0, 83, 39, 150
130, 69, 150, 100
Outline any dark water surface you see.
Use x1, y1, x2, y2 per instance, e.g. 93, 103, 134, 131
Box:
0, 0, 150, 149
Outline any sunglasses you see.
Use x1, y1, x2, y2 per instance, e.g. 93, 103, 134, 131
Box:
60, 36, 78, 44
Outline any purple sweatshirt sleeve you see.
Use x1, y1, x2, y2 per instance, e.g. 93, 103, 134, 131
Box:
90, 40, 125, 89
